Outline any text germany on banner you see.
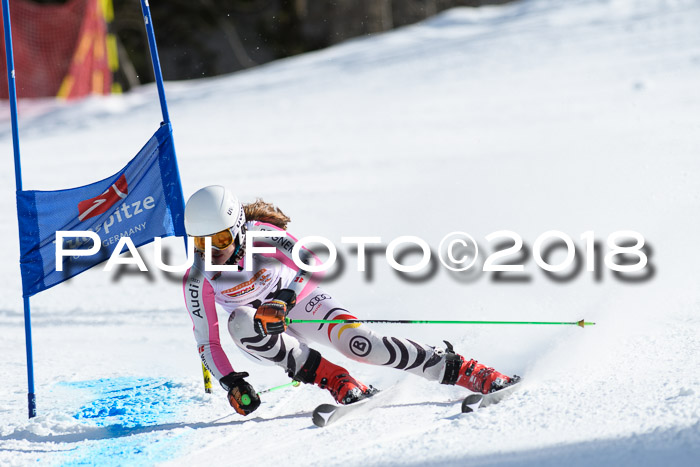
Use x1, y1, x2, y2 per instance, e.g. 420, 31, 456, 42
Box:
16, 124, 186, 297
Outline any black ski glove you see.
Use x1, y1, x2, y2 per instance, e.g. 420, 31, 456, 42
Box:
220, 371, 260, 416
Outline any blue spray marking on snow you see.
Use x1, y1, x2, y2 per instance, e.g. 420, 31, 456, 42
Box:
69, 378, 179, 427
56, 377, 192, 466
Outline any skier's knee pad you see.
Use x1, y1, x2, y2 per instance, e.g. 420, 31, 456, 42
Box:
227, 306, 257, 344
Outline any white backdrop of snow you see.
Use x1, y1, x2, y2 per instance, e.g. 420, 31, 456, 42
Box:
0, 0, 699, 465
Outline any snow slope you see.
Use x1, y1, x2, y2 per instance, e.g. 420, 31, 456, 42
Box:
1, 0, 699, 465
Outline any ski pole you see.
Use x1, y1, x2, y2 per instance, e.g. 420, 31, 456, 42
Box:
257, 379, 301, 396
286, 318, 595, 328
237, 381, 302, 409
212, 380, 301, 421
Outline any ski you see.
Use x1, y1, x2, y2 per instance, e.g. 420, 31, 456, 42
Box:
312, 389, 387, 427
461, 380, 522, 413
312, 380, 522, 426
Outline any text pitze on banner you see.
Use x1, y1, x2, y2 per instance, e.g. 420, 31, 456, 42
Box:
16, 124, 186, 297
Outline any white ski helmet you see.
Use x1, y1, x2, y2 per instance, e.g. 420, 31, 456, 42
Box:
184, 185, 245, 238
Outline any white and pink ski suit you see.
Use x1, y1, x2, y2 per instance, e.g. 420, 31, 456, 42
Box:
183, 221, 449, 386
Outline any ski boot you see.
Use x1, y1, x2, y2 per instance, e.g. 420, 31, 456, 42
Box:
294, 349, 377, 404
440, 341, 521, 394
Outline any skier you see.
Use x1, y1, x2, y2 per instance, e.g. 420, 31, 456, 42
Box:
183, 185, 519, 416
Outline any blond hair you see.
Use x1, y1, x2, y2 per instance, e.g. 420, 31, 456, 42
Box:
243, 199, 291, 230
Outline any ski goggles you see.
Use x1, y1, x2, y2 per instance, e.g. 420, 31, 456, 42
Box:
193, 227, 238, 251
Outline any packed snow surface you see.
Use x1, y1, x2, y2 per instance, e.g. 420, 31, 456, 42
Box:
1, 0, 699, 465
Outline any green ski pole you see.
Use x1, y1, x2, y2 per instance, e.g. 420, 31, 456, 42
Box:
286, 318, 595, 328
257, 379, 301, 396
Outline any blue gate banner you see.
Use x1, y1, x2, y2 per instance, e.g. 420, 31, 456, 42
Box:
16, 123, 186, 297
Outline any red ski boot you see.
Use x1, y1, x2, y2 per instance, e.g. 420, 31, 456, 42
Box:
440, 341, 520, 394
294, 349, 376, 404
